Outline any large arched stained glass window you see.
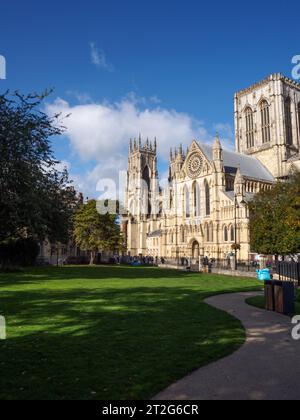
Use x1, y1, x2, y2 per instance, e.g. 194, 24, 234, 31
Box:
142, 166, 151, 215
193, 182, 201, 217
204, 180, 210, 216
245, 107, 255, 148
224, 226, 228, 242
260, 100, 271, 143
184, 186, 190, 218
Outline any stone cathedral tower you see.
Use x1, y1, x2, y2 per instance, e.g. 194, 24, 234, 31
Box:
123, 136, 159, 256
234, 73, 300, 179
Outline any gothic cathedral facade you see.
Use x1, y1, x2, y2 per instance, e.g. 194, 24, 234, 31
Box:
122, 74, 300, 261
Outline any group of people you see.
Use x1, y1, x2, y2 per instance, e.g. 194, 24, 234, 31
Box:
129, 256, 166, 266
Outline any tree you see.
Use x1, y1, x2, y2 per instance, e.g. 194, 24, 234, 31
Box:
249, 173, 300, 256
74, 200, 122, 265
0, 90, 78, 245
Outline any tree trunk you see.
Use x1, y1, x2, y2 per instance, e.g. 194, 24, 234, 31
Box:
90, 251, 96, 266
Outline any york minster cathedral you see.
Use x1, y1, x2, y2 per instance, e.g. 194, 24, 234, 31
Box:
122, 74, 300, 262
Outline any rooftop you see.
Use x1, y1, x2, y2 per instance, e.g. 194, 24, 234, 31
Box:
199, 143, 275, 182
235, 73, 300, 97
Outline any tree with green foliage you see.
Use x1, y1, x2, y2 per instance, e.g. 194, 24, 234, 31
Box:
249, 173, 300, 257
0, 90, 78, 244
74, 200, 122, 265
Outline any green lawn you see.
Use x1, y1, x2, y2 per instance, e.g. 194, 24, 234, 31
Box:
0, 266, 261, 400
246, 289, 300, 316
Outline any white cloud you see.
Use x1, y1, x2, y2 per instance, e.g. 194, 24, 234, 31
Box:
90, 42, 113, 72
66, 90, 92, 104
46, 97, 213, 162
149, 95, 162, 105
46, 95, 234, 197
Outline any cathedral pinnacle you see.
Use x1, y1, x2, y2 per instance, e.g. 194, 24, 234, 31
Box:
213, 132, 222, 149
235, 166, 244, 184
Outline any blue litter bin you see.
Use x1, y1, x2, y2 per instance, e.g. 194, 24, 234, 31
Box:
256, 269, 271, 281
131, 261, 141, 267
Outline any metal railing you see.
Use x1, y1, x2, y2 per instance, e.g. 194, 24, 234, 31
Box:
276, 262, 300, 287
211, 259, 259, 273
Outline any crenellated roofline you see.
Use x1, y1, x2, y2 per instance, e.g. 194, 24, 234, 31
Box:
235, 73, 300, 98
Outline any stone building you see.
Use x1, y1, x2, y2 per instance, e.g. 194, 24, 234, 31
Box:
123, 74, 300, 262
235, 73, 300, 178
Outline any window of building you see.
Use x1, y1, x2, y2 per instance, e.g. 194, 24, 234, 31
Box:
169, 189, 173, 210
260, 100, 271, 143
193, 182, 201, 217
204, 180, 210, 216
181, 227, 185, 243
245, 107, 255, 148
209, 223, 214, 242
184, 186, 190, 218
224, 226, 228, 242
206, 224, 210, 242
142, 165, 151, 215
285, 97, 293, 146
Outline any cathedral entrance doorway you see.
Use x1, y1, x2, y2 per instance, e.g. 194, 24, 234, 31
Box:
192, 241, 200, 259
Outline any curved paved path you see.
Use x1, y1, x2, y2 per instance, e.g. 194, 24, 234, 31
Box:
155, 292, 300, 400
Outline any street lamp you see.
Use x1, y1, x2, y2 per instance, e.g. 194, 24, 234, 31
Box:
234, 194, 246, 270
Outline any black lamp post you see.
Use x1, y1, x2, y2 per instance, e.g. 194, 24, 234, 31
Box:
234, 194, 246, 270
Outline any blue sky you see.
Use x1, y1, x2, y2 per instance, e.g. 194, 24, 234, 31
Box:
1, 0, 299, 197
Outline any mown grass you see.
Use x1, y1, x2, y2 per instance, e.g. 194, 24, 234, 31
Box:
246, 289, 300, 316
0, 266, 261, 400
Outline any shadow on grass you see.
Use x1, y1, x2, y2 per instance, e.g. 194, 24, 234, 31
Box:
0, 282, 261, 401
0, 265, 260, 287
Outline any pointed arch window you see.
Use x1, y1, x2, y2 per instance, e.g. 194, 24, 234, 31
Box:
142, 165, 151, 215
169, 189, 174, 210
204, 180, 210, 216
205, 224, 210, 242
245, 107, 255, 148
193, 182, 201, 217
184, 186, 190, 218
170, 232, 173, 244
181, 226, 185, 243
224, 226, 228, 242
285, 97, 293, 146
260, 100, 271, 143
209, 223, 214, 242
